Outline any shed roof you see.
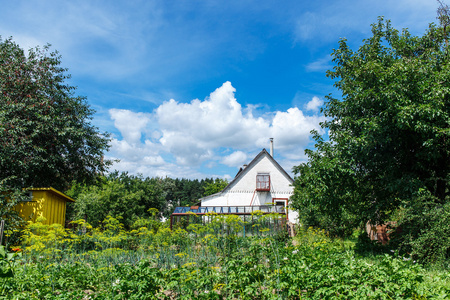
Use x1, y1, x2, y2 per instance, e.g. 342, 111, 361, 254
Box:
28, 187, 75, 202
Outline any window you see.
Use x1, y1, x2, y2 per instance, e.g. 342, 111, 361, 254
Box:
256, 173, 270, 191
20, 191, 33, 202
273, 198, 288, 217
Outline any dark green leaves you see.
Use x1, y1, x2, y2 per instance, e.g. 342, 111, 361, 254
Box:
292, 17, 450, 243
0, 37, 111, 191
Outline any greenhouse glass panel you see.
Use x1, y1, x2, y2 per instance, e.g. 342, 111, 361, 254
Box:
229, 207, 238, 213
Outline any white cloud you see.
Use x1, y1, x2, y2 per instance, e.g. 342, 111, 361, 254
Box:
109, 109, 151, 145
156, 82, 269, 157
107, 82, 325, 178
271, 107, 325, 150
304, 96, 323, 113
221, 151, 248, 167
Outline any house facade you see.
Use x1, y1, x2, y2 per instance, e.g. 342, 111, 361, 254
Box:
200, 149, 298, 223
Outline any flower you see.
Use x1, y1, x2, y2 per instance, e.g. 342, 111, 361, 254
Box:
283, 257, 288, 261
292, 249, 298, 255
11, 247, 22, 252
112, 279, 120, 287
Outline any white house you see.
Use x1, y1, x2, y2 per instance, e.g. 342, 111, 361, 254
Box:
200, 148, 298, 223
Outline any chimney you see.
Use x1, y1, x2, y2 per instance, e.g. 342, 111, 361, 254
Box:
270, 138, 274, 157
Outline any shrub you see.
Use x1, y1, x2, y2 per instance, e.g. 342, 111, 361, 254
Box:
0, 179, 27, 246
390, 190, 450, 266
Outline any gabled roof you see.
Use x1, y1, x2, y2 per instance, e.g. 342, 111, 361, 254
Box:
200, 149, 293, 201
28, 187, 75, 202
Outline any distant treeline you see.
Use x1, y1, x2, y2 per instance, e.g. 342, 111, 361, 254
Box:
66, 171, 228, 229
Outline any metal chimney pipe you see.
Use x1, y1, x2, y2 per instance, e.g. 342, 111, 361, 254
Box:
270, 138, 274, 157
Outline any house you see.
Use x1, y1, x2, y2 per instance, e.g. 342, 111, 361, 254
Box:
200, 148, 298, 223
171, 144, 298, 231
14, 187, 74, 226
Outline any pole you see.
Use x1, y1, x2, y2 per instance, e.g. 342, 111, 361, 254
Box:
0, 220, 4, 246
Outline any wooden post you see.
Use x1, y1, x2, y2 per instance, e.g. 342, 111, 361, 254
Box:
0, 220, 5, 246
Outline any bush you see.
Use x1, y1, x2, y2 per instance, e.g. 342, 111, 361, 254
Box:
390, 190, 450, 266
0, 179, 27, 247
354, 229, 390, 256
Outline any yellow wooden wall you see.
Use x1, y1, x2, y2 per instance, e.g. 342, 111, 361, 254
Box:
14, 190, 68, 226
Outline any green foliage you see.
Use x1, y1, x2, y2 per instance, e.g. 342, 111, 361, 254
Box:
0, 179, 27, 246
66, 173, 170, 228
292, 132, 361, 237
203, 178, 228, 196
0, 245, 21, 294
292, 16, 450, 255
326, 18, 449, 205
390, 190, 450, 265
2, 218, 449, 299
0, 37, 111, 191
166, 177, 216, 208
67, 173, 229, 227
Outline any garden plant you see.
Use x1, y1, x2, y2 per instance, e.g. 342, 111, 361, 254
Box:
0, 214, 449, 299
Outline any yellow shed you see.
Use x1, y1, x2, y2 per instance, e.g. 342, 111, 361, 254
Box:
14, 187, 75, 226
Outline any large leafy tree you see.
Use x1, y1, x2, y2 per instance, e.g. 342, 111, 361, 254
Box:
0, 37, 110, 191
292, 17, 450, 238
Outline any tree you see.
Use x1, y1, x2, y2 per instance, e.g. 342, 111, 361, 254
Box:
66, 172, 171, 228
292, 132, 363, 237
0, 37, 110, 191
292, 17, 450, 238
203, 178, 228, 197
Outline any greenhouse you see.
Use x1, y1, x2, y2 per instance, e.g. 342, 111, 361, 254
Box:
170, 205, 287, 236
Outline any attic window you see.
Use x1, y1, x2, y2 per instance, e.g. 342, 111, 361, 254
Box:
256, 173, 270, 191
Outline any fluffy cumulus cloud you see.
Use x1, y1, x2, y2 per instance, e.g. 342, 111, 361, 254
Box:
272, 107, 324, 150
157, 82, 269, 153
107, 82, 326, 178
304, 96, 323, 112
221, 151, 248, 167
109, 109, 151, 144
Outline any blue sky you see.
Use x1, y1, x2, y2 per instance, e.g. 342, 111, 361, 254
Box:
0, 0, 438, 180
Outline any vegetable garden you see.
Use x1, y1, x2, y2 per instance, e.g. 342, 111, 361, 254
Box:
1, 214, 449, 299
